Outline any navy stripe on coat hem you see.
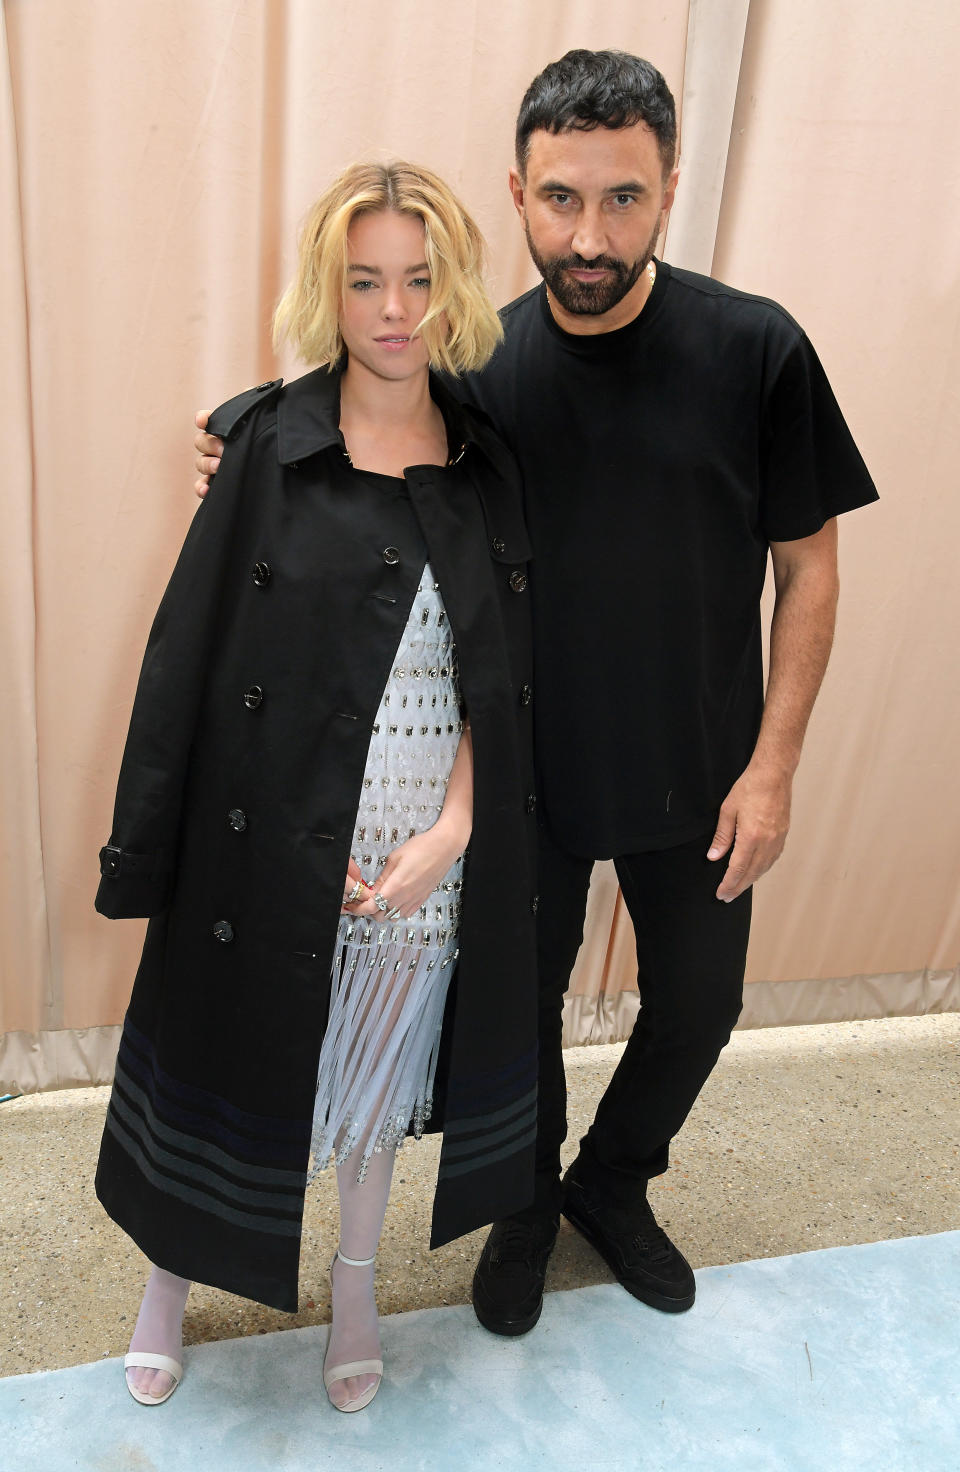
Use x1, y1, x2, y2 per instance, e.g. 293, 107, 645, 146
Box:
122, 1019, 311, 1151
104, 1112, 303, 1236
112, 1060, 307, 1190
440, 1099, 538, 1162
437, 1123, 538, 1182
442, 1083, 537, 1139
108, 1088, 305, 1212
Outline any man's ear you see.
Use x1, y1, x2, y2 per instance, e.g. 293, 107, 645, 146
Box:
660, 165, 680, 228
508, 166, 526, 222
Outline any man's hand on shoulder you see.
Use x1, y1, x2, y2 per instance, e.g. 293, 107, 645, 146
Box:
194, 410, 224, 499
707, 761, 792, 902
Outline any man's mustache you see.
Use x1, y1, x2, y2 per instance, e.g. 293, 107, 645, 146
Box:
559, 255, 627, 273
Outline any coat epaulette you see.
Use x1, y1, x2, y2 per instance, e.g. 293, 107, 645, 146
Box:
207, 378, 284, 441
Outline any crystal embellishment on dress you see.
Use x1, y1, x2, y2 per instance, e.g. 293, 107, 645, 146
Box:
310, 563, 465, 1184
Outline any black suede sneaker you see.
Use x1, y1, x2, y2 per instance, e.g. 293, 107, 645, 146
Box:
472, 1216, 559, 1336
561, 1164, 696, 1313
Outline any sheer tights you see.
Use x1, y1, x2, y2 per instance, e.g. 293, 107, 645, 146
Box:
325, 1144, 394, 1409
125, 1141, 394, 1407
125, 1266, 190, 1401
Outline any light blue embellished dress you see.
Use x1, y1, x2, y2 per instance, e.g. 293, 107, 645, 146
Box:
310, 565, 465, 1183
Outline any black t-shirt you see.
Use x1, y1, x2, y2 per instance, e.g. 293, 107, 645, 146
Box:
461, 260, 879, 858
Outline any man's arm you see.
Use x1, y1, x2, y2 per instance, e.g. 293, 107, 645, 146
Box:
194, 410, 222, 498
708, 518, 840, 901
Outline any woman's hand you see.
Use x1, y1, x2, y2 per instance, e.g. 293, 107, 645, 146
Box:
340, 858, 372, 914
345, 727, 473, 920
194, 410, 224, 499
345, 822, 467, 921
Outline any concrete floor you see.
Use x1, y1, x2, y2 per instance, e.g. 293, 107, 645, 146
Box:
2, 1012, 958, 1379
7, 1238, 959, 1472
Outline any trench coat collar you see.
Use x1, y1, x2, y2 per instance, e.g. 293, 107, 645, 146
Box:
276, 361, 482, 468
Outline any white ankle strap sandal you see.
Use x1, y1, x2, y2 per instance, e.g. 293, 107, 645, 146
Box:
124, 1351, 183, 1406
324, 1247, 383, 1412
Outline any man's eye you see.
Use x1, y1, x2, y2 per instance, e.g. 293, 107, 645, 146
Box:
613, 194, 636, 207
550, 193, 571, 206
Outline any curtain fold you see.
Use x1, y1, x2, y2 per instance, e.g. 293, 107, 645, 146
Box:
562, 968, 960, 1048
663, 0, 752, 273
0, 5, 51, 1041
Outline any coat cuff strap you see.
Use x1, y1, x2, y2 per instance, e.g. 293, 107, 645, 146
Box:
99, 844, 168, 879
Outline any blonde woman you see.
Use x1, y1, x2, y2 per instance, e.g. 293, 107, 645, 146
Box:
95, 162, 538, 1413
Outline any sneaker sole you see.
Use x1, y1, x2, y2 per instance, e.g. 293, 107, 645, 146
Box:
471, 1278, 545, 1337
561, 1199, 696, 1314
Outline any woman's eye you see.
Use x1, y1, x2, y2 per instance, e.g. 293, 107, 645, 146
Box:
410, 277, 431, 289
350, 280, 377, 291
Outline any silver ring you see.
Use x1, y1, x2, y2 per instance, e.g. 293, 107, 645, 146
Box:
386, 906, 402, 920
373, 893, 389, 913
345, 879, 364, 904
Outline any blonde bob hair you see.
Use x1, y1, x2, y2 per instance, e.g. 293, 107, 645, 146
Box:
273, 161, 503, 376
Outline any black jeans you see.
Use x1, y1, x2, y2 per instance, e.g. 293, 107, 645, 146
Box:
516, 822, 752, 1222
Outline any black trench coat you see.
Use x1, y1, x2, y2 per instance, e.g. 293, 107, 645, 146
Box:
94, 366, 539, 1312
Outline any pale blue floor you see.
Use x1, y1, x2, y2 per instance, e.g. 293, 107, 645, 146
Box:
2, 1233, 958, 1472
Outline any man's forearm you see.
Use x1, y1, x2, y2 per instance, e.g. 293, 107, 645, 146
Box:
752, 545, 839, 777
709, 521, 840, 897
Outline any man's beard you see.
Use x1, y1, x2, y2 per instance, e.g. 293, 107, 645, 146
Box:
524, 217, 661, 317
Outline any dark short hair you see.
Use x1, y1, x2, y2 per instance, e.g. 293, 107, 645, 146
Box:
515, 49, 677, 178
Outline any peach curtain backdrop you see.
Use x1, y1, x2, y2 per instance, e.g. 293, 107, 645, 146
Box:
2, 0, 958, 1090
